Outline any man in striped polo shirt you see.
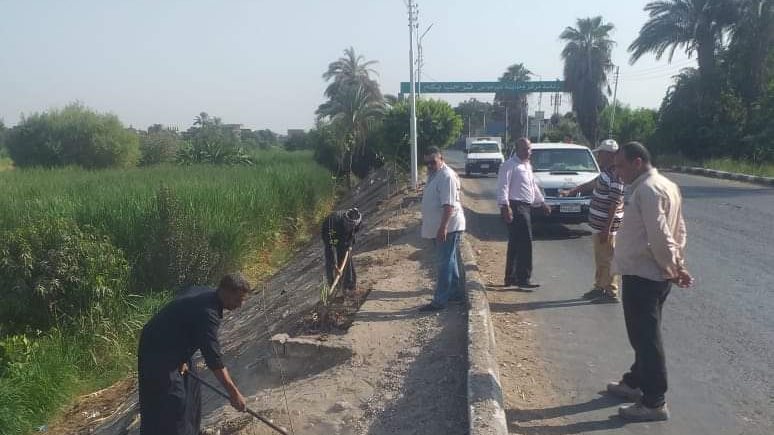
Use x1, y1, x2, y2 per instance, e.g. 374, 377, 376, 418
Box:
562, 139, 624, 303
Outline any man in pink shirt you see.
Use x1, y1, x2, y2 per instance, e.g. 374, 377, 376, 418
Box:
496, 138, 551, 288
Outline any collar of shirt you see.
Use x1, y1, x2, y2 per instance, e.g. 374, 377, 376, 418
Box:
427, 162, 448, 182
630, 167, 658, 191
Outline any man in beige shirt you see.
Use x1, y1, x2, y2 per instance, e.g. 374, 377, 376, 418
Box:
607, 142, 694, 422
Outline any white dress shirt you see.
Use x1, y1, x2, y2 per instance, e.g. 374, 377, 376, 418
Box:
496, 156, 545, 207
421, 163, 466, 239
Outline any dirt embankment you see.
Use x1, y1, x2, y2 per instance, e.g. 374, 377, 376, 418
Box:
47, 168, 469, 435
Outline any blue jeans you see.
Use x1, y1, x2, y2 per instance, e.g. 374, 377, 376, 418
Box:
432, 231, 465, 307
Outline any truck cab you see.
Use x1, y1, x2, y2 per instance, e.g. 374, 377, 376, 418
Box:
465, 140, 505, 176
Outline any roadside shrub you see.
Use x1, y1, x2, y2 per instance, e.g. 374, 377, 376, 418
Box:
0, 219, 130, 332
6, 103, 139, 169
139, 131, 183, 166
136, 187, 223, 291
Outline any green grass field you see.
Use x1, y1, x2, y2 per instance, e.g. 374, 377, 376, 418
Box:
0, 150, 336, 434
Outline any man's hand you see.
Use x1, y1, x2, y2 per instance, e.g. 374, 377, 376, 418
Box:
672, 269, 694, 288
559, 189, 574, 197
542, 203, 552, 215
229, 390, 247, 412
500, 206, 513, 224
436, 227, 447, 243
178, 362, 189, 375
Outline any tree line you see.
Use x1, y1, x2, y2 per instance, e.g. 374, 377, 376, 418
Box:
0, 105, 285, 169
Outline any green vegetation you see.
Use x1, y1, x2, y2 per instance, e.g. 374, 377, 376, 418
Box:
0, 150, 335, 434
630, 0, 774, 163
7, 103, 140, 169
560, 16, 616, 146
702, 158, 774, 177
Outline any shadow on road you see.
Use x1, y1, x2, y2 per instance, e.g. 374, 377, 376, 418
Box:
489, 297, 590, 313
533, 223, 592, 240
506, 393, 628, 434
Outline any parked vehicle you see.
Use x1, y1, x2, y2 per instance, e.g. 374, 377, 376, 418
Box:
530, 143, 600, 224
465, 136, 502, 152
465, 140, 505, 176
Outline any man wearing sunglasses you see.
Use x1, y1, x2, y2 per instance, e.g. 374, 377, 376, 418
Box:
419, 146, 466, 312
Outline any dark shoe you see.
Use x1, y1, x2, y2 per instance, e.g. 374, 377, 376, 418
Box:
606, 381, 643, 401
418, 303, 443, 312
619, 402, 669, 421
582, 287, 604, 299
517, 281, 540, 289
591, 292, 620, 304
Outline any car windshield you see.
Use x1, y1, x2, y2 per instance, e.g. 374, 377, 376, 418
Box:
531, 148, 597, 172
469, 142, 500, 153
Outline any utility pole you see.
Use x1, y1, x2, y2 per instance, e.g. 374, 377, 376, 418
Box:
504, 105, 509, 153
407, 0, 419, 190
609, 65, 620, 140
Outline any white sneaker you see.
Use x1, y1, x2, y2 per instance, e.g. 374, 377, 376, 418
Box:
606, 381, 643, 401
619, 402, 670, 421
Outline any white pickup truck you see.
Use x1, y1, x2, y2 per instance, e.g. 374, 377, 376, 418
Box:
464, 140, 505, 176
530, 143, 600, 224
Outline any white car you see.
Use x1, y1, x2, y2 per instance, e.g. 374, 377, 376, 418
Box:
530, 143, 600, 224
464, 140, 505, 176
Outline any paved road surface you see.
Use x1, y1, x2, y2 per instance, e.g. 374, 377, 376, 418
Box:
447, 150, 773, 435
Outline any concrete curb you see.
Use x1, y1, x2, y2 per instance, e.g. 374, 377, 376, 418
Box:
671, 166, 774, 186
461, 235, 508, 435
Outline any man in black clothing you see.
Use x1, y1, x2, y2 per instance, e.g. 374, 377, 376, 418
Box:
138, 273, 251, 435
321, 208, 362, 293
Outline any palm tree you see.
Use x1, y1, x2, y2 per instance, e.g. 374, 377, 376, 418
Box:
560, 16, 616, 145
322, 47, 382, 102
628, 0, 737, 99
317, 84, 385, 186
193, 112, 210, 127
728, 0, 774, 105
495, 63, 532, 143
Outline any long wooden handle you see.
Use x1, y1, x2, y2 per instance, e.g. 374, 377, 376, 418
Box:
186, 370, 289, 435
330, 247, 351, 289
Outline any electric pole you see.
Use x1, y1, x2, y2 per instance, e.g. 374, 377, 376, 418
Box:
609, 65, 620, 140
407, 0, 419, 190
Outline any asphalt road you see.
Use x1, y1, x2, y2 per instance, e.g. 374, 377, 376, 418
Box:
447, 150, 774, 435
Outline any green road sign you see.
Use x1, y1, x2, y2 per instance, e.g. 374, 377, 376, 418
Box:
399, 81, 565, 94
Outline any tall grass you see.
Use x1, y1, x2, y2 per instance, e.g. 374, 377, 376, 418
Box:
0, 150, 336, 434
702, 157, 774, 178
0, 150, 334, 290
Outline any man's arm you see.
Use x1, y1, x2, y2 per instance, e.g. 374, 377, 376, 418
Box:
437, 173, 457, 242
212, 367, 246, 411
198, 310, 246, 411
496, 160, 512, 207
563, 176, 598, 197
640, 189, 685, 280
437, 204, 454, 242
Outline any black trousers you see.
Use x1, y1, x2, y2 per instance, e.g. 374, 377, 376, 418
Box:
323, 240, 356, 291
138, 358, 201, 435
504, 201, 533, 285
621, 275, 671, 408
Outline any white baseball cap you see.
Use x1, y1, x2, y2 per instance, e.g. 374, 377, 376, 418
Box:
595, 139, 619, 153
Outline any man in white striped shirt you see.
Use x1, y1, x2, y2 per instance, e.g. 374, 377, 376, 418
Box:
562, 139, 624, 303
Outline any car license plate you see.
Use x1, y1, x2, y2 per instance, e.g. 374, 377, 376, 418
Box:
560, 204, 582, 213
480, 164, 489, 169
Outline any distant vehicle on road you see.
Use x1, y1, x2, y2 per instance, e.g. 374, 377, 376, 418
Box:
464, 139, 505, 176
530, 143, 600, 224
465, 136, 502, 152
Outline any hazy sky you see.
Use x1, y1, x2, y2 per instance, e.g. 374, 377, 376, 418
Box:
0, 0, 694, 133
